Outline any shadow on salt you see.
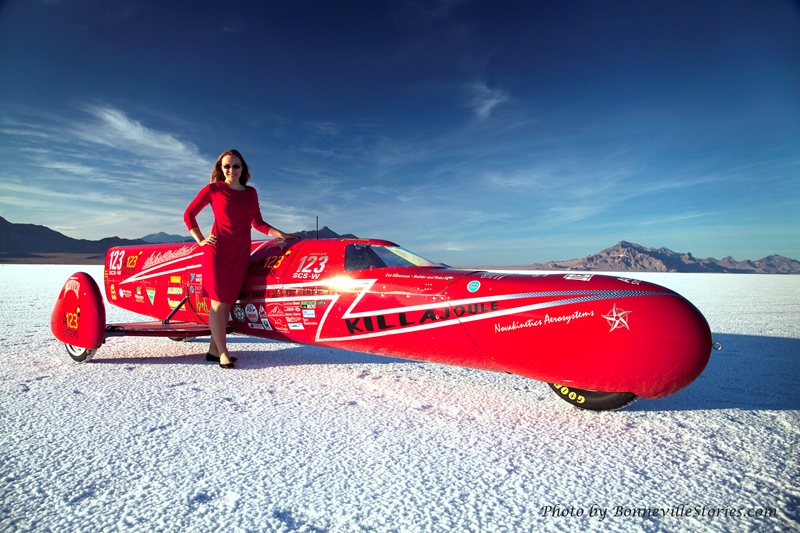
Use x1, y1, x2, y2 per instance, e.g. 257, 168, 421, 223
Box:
629, 333, 800, 412
90, 332, 800, 412
91, 335, 411, 367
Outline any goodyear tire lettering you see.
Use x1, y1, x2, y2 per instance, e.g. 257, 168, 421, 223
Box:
548, 383, 636, 411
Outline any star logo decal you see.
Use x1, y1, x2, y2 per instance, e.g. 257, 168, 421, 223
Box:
602, 304, 631, 332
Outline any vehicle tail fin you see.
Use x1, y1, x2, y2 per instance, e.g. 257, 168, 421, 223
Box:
50, 272, 106, 350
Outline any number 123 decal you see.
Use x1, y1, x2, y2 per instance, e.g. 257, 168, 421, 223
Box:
292, 255, 329, 279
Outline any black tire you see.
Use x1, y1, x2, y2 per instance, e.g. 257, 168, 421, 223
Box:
65, 344, 97, 363
168, 337, 188, 342
549, 383, 638, 411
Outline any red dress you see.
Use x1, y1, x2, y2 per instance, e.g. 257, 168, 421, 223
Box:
184, 182, 272, 304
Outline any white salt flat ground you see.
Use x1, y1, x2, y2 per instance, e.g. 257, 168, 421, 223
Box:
1, 265, 798, 532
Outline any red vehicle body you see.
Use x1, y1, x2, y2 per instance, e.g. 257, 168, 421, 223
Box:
51, 238, 714, 410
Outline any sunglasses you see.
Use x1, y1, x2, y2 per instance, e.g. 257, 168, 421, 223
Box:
222, 164, 241, 170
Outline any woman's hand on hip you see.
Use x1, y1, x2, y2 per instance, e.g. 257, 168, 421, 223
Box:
199, 233, 217, 246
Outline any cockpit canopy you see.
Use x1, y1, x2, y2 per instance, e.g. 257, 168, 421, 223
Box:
345, 244, 439, 271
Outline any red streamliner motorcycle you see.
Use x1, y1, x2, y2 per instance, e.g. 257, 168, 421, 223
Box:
51, 238, 714, 411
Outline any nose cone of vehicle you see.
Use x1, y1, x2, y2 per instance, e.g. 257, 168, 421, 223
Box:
448, 273, 712, 399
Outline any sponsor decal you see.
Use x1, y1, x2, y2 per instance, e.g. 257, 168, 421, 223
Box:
494, 310, 595, 333
544, 310, 594, 325
617, 278, 641, 285
170, 276, 182, 283
167, 298, 182, 308
407, 274, 457, 281
282, 303, 304, 323
270, 317, 289, 333
301, 301, 316, 309
141, 246, 195, 270
65, 278, 81, 299
146, 288, 156, 305
167, 286, 183, 295
467, 280, 481, 293
245, 303, 259, 322
249, 252, 290, 278
602, 304, 631, 332
344, 302, 499, 335
260, 287, 328, 299
259, 305, 267, 318
59, 327, 79, 340
126, 252, 142, 269
416, 274, 455, 281
291, 254, 329, 280
261, 318, 273, 330
248, 322, 265, 330
232, 304, 246, 322
118, 289, 131, 298
63, 306, 80, 331
110, 284, 117, 300
564, 274, 593, 281
194, 297, 209, 314
244, 288, 267, 299
302, 309, 315, 318
135, 286, 144, 303
249, 278, 669, 345
108, 250, 126, 273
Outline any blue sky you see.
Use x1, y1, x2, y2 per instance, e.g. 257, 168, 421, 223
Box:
1, 0, 798, 266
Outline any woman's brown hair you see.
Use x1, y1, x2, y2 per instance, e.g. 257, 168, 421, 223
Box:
210, 149, 251, 186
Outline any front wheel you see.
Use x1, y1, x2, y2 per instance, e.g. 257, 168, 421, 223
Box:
65, 344, 97, 363
549, 383, 637, 411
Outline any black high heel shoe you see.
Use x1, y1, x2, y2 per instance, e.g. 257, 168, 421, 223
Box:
219, 360, 235, 369
206, 353, 237, 363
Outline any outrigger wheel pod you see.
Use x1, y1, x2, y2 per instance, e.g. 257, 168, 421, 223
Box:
50, 272, 106, 362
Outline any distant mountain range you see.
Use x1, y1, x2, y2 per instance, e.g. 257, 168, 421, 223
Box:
494, 241, 800, 274
0, 216, 355, 264
0, 216, 147, 262
1, 217, 797, 272
140, 232, 194, 244
136, 226, 359, 243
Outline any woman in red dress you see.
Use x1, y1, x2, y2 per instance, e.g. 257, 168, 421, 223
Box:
184, 149, 296, 368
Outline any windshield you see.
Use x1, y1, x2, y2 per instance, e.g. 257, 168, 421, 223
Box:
345, 244, 439, 271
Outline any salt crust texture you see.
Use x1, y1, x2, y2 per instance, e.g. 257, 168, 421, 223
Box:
1, 265, 798, 532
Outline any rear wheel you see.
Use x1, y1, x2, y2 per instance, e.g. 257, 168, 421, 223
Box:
168, 337, 188, 342
65, 344, 97, 363
549, 383, 637, 411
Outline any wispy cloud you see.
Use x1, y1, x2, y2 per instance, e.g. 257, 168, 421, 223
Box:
0, 104, 213, 238
73, 105, 210, 174
638, 212, 709, 227
463, 81, 509, 119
